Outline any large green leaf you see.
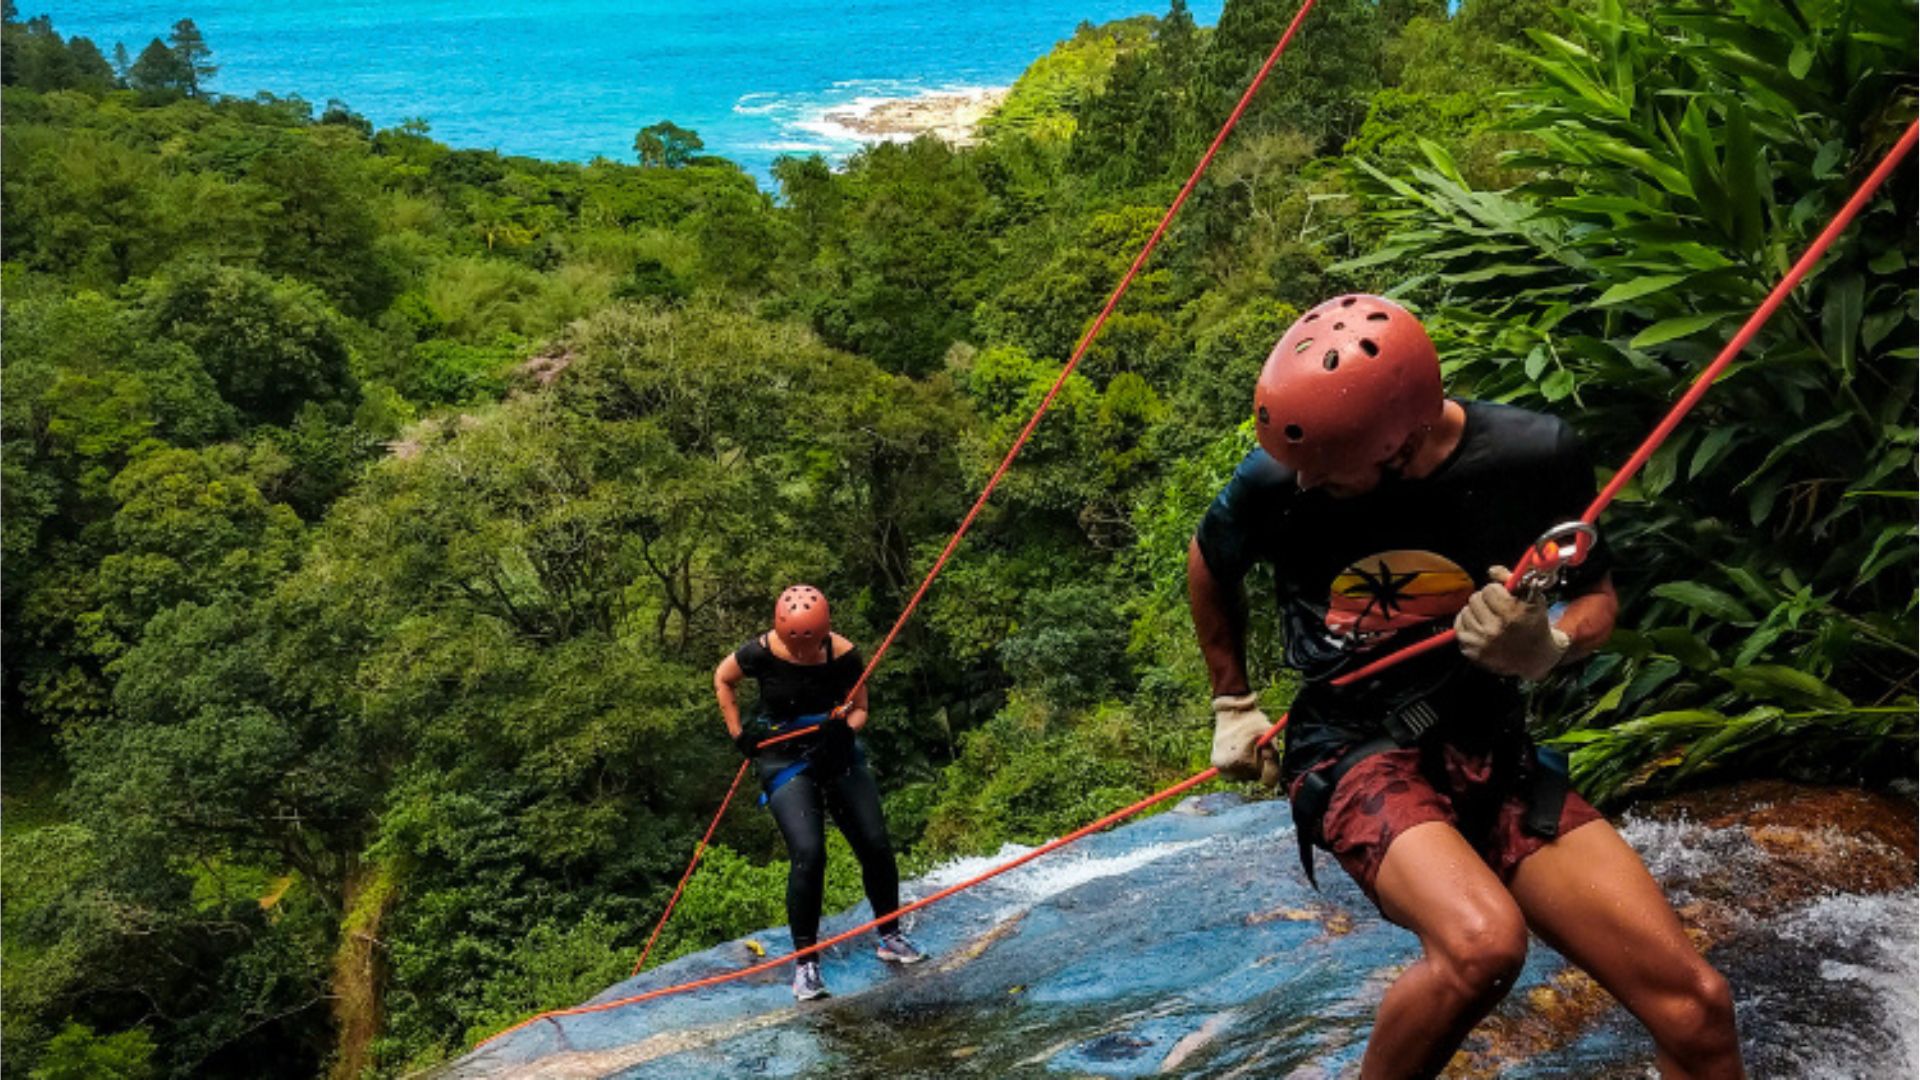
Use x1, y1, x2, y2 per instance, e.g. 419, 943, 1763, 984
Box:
1631, 313, 1722, 348
1650, 581, 1756, 623
1821, 274, 1865, 380
1595, 274, 1687, 305
1717, 664, 1853, 709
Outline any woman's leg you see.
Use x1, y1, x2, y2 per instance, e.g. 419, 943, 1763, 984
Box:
766, 773, 829, 952
824, 763, 901, 935
1508, 819, 1743, 1079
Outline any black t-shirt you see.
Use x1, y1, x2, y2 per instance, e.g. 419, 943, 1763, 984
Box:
733, 634, 865, 725
1195, 400, 1610, 769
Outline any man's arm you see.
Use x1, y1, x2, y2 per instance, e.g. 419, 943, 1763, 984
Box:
1458, 567, 1620, 681
1188, 537, 1250, 696
1191, 535, 1280, 785
1554, 571, 1618, 664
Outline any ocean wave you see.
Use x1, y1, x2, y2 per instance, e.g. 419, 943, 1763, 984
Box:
755, 140, 835, 153
731, 91, 784, 115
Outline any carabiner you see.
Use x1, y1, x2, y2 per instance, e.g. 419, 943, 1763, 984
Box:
1513, 521, 1599, 598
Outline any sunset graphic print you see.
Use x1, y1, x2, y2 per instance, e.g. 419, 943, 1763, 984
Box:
1324, 550, 1475, 645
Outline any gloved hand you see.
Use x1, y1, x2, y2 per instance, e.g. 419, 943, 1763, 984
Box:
732, 729, 763, 759
1210, 693, 1280, 786
1454, 566, 1572, 681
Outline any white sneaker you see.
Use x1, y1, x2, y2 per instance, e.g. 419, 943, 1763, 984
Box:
792, 959, 830, 1001
876, 931, 928, 964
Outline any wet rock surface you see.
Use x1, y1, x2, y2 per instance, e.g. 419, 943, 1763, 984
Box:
448, 781, 1916, 1078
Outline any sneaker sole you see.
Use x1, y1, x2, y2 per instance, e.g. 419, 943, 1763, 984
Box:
876, 950, 928, 965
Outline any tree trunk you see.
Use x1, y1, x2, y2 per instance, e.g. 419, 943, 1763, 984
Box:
329, 859, 398, 1080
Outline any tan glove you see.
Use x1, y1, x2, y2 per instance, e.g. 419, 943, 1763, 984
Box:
1210, 693, 1280, 786
1454, 566, 1572, 681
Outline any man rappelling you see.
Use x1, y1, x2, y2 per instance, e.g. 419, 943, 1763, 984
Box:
1189, 295, 1746, 1079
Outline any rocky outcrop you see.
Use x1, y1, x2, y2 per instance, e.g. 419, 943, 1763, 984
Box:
450, 782, 1916, 1078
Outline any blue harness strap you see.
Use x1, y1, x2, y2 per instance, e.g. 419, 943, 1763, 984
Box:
756, 713, 828, 807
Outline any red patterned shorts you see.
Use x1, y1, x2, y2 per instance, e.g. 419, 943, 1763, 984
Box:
1293, 745, 1604, 909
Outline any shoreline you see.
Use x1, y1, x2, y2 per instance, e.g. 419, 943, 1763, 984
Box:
813, 86, 1010, 147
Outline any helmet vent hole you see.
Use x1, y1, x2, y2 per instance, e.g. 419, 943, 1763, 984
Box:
1323, 349, 1340, 371
1367, 312, 1389, 322
1359, 338, 1380, 357
1284, 424, 1304, 442
1303, 313, 1319, 323
1340, 297, 1357, 308
1333, 322, 1345, 331
1257, 405, 1271, 425
1294, 338, 1314, 355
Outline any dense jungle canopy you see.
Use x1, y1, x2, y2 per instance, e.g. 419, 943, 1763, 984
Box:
2, 0, 1914, 1074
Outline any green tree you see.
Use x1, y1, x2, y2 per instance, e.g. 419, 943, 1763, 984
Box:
167, 18, 214, 95
29, 1023, 157, 1080
125, 38, 190, 99
144, 263, 359, 427
246, 138, 399, 316
633, 120, 704, 168
64, 37, 116, 93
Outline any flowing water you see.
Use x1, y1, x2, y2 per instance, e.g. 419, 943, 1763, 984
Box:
449, 788, 1918, 1078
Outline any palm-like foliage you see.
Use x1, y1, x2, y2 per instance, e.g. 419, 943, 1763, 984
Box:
1342, 0, 1918, 800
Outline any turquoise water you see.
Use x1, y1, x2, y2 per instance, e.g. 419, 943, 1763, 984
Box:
39, 1, 1223, 182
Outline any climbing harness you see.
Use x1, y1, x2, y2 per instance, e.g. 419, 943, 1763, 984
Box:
480, 67, 1918, 1057
754, 713, 865, 807
1289, 517, 1600, 884
755, 719, 824, 808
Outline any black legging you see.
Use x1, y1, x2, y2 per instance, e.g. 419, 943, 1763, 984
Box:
765, 760, 900, 952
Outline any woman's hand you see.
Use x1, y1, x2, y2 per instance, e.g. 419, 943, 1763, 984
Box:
732, 729, 763, 759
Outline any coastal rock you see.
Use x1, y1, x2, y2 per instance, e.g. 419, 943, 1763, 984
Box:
821, 88, 1009, 147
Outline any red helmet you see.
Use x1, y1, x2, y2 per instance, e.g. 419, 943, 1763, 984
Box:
1254, 295, 1443, 481
773, 585, 830, 650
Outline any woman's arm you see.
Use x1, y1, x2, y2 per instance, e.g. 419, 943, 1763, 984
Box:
832, 633, 871, 731
714, 653, 746, 737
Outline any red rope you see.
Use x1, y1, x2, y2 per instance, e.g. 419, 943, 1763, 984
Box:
489, 3, 1322, 1043
630, 760, 751, 977
610, 0, 1322, 997
839, 0, 1324, 708
483, 77, 1916, 1068
629, 723, 835, 976
1329, 119, 1918, 690
485, 768, 1223, 1046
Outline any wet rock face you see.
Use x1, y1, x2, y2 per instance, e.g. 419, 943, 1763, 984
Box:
451, 783, 1916, 1079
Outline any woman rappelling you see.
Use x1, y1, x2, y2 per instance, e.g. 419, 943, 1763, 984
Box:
713, 584, 928, 1000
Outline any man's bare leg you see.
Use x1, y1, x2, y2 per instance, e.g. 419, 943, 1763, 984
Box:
1362, 821, 1531, 1080
1509, 819, 1744, 1079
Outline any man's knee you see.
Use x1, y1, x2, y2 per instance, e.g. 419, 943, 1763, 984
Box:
1649, 965, 1739, 1060
1430, 908, 1529, 1004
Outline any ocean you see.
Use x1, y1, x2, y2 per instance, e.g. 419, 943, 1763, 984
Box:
37, 1, 1225, 183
